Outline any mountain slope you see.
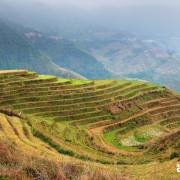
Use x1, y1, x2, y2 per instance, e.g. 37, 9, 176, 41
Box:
24, 31, 111, 79
0, 20, 86, 79
0, 112, 123, 180
0, 70, 179, 179
0, 19, 111, 79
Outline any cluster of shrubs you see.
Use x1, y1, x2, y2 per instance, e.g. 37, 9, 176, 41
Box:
170, 151, 179, 159
32, 129, 75, 157
0, 142, 124, 180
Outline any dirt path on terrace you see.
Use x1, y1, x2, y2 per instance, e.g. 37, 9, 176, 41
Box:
87, 101, 180, 155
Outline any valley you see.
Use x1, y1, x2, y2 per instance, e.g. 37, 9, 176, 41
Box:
0, 19, 110, 80
76, 33, 180, 90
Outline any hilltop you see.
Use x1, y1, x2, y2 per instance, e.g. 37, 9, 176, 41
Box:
0, 70, 179, 179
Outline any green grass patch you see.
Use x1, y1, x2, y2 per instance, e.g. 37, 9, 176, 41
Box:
104, 128, 138, 151
32, 128, 75, 157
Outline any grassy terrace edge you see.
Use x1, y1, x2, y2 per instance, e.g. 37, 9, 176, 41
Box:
0, 70, 179, 179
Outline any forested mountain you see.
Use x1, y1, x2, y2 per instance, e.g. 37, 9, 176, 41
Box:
25, 32, 111, 79
0, 20, 86, 78
0, 19, 110, 79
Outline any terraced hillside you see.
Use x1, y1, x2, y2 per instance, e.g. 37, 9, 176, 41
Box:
0, 70, 180, 179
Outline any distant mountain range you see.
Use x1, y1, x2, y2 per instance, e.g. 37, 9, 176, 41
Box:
164, 37, 180, 55
0, 19, 110, 79
75, 32, 180, 90
0, 18, 179, 91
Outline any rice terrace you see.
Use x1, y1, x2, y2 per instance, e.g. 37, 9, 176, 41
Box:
0, 69, 179, 179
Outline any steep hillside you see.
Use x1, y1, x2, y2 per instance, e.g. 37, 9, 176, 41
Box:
1, 19, 111, 79
0, 20, 85, 79
0, 70, 179, 179
0, 112, 123, 180
25, 32, 111, 79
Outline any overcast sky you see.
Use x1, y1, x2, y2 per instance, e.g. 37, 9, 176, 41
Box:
40, 0, 180, 7
1, 0, 180, 39
6, 0, 180, 9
